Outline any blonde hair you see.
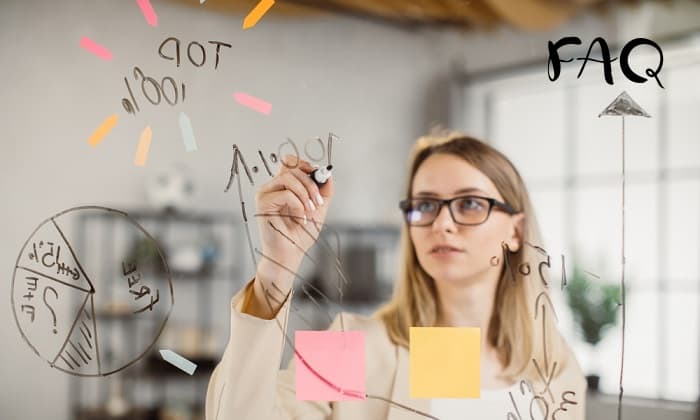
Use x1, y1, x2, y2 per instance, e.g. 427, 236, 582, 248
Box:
374, 132, 569, 383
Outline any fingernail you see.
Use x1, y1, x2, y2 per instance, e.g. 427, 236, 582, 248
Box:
316, 193, 324, 205
303, 214, 307, 225
308, 199, 316, 211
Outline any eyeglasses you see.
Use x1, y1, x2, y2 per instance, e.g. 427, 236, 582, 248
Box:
399, 195, 517, 227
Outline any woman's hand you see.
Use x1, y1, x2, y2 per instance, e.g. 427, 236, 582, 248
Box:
249, 155, 334, 317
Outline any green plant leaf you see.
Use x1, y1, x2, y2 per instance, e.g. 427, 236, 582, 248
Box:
564, 265, 623, 346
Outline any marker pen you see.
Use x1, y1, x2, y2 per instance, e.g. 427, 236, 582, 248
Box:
310, 165, 333, 185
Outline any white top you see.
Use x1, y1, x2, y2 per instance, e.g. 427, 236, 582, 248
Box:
430, 381, 545, 420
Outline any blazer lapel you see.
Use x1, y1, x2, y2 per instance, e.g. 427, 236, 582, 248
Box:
387, 345, 432, 420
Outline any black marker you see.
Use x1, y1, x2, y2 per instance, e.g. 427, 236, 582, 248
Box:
310, 165, 333, 185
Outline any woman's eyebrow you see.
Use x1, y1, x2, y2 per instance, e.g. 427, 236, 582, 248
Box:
453, 187, 487, 195
414, 187, 487, 197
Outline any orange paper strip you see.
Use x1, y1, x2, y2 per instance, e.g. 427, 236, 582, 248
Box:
243, 0, 275, 29
134, 125, 152, 166
87, 114, 119, 147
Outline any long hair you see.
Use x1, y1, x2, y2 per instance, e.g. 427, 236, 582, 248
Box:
374, 132, 569, 383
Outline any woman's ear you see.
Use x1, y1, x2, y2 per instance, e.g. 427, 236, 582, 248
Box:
506, 213, 525, 252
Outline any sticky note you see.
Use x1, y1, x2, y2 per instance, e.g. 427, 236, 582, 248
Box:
159, 349, 197, 375
295, 330, 365, 401
409, 327, 480, 398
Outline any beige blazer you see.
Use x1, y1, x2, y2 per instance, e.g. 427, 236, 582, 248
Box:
205, 281, 587, 420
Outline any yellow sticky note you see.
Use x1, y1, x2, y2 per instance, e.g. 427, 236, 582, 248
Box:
409, 327, 480, 398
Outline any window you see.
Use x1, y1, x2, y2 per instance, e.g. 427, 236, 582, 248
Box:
460, 40, 700, 401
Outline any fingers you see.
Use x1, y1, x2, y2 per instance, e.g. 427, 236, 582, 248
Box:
258, 173, 315, 213
317, 173, 334, 201
278, 155, 315, 174
255, 188, 306, 225
256, 154, 334, 229
279, 155, 334, 205
288, 168, 325, 207
276, 191, 306, 226
262, 156, 327, 206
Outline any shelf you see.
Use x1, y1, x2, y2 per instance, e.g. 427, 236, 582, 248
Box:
79, 207, 239, 224
70, 207, 255, 415
120, 267, 237, 282
75, 407, 159, 420
127, 354, 218, 379
168, 268, 215, 281
95, 307, 167, 320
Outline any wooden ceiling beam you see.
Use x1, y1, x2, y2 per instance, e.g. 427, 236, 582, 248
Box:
167, 0, 675, 32
280, 0, 479, 30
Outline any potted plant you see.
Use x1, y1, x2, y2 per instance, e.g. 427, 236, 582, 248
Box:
564, 265, 622, 391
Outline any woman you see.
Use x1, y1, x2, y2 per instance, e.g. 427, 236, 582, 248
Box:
205, 132, 586, 419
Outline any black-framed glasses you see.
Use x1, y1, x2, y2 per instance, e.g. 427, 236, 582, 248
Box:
398, 195, 517, 226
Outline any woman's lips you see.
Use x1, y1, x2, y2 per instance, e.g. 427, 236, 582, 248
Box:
430, 247, 464, 257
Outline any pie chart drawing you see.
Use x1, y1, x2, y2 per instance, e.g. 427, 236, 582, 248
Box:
11, 206, 173, 377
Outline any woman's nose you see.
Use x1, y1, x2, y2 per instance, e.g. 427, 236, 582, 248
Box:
432, 204, 456, 232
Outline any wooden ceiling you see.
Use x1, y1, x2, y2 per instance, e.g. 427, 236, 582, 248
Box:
173, 0, 668, 31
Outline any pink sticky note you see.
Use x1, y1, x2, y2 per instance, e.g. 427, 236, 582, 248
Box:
137, 0, 158, 27
295, 331, 366, 401
79, 37, 113, 61
233, 92, 272, 115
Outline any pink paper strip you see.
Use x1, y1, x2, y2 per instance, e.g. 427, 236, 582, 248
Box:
79, 37, 113, 61
137, 0, 158, 27
233, 92, 272, 115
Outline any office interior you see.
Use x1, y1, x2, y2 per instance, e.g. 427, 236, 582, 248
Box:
1, 0, 699, 419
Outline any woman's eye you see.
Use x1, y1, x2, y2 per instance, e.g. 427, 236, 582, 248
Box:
416, 200, 436, 212
458, 198, 483, 211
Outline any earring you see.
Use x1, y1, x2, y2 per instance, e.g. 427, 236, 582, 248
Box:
490, 255, 500, 266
